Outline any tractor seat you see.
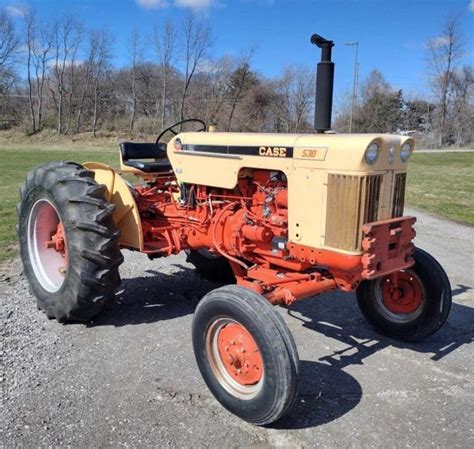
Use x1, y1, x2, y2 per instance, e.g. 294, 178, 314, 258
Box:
119, 142, 173, 173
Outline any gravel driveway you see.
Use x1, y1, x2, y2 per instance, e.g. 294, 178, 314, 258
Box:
1, 207, 473, 448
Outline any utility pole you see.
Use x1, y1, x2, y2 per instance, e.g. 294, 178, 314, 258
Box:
344, 42, 359, 133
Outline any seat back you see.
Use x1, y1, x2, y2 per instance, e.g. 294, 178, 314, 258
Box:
119, 142, 167, 161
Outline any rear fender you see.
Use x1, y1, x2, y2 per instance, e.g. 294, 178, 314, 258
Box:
83, 162, 143, 251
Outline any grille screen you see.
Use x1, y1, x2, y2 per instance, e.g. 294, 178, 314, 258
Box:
392, 173, 406, 217
325, 174, 383, 251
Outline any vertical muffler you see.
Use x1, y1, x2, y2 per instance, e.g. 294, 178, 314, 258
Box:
311, 34, 335, 133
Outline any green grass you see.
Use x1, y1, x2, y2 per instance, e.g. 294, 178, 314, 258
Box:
0, 146, 116, 262
0, 146, 472, 262
406, 152, 474, 225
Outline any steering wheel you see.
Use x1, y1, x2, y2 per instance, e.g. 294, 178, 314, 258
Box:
156, 118, 207, 148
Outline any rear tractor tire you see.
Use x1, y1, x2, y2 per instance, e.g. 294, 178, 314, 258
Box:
17, 161, 123, 322
192, 285, 299, 425
186, 249, 235, 283
356, 248, 451, 341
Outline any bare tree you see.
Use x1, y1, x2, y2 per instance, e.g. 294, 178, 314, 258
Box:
91, 31, 112, 137
49, 16, 83, 134
451, 66, 474, 145
426, 17, 465, 146
200, 55, 233, 126
277, 65, 314, 132
24, 10, 54, 133
226, 48, 257, 131
65, 22, 84, 133
75, 30, 105, 133
333, 88, 353, 132
179, 14, 211, 122
24, 9, 54, 133
24, 10, 37, 132
0, 9, 20, 120
361, 69, 391, 100
152, 20, 176, 130
127, 28, 142, 133
0, 10, 19, 67
239, 80, 280, 132
34, 22, 54, 130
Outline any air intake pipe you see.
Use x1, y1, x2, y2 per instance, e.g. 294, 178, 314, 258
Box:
311, 33, 335, 133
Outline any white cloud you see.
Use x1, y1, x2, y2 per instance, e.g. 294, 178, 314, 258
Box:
47, 59, 84, 69
174, 0, 216, 7
430, 36, 449, 48
5, 5, 27, 17
135, 0, 168, 9
135, 0, 218, 9
469, 0, 474, 12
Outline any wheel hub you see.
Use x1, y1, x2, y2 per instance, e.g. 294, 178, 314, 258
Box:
45, 222, 67, 259
381, 271, 423, 314
217, 323, 263, 386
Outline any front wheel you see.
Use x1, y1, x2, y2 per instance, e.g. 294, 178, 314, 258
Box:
192, 285, 299, 425
356, 248, 451, 341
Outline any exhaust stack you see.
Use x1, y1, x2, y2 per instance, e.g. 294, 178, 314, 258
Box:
311, 34, 335, 133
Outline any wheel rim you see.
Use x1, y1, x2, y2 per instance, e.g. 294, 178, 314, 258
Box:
374, 270, 425, 323
27, 199, 68, 292
206, 318, 264, 400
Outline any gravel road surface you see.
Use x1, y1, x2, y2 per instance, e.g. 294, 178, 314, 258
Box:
1, 207, 473, 448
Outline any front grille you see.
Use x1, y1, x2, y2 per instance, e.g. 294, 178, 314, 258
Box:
391, 173, 406, 217
364, 175, 383, 223
325, 174, 383, 251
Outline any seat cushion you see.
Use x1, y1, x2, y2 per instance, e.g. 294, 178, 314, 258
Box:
123, 159, 173, 173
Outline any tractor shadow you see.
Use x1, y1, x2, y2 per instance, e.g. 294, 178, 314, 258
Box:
91, 264, 216, 327
272, 359, 363, 430
287, 285, 474, 367
273, 285, 473, 430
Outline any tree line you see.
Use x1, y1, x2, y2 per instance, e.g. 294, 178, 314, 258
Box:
0, 9, 472, 147
335, 18, 473, 148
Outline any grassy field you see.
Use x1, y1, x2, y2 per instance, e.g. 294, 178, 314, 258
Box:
0, 146, 472, 262
406, 152, 473, 224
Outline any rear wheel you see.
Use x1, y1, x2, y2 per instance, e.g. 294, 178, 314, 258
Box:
186, 249, 235, 283
192, 285, 299, 425
357, 248, 451, 341
17, 161, 123, 322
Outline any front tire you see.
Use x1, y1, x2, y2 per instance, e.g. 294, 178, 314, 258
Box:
18, 161, 123, 322
192, 285, 299, 425
356, 248, 451, 341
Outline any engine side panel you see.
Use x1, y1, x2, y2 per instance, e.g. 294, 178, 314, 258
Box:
167, 132, 413, 253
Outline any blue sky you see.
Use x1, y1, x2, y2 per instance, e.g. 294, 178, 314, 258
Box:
3, 0, 473, 105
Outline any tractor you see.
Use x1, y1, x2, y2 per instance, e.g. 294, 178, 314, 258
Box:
17, 35, 451, 425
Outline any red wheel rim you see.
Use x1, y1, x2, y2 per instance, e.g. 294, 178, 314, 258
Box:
206, 318, 264, 399
216, 323, 263, 386
380, 271, 423, 315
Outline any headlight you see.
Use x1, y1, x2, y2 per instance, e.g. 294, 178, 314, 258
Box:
400, 143, 412, 162
365, 143, 379, 164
